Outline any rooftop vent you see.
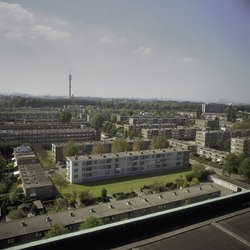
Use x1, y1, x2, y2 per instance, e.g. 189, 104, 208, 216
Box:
127, 201, 132, 205
172, 192, 177, 196
69, 212, 74, 217
186, 189, 190, 193
109, 204, 114, 209
21, 220, 26, 227
46, 216, 51, 222
143, 198, 148, 202
198, 186, 203, 190
159, 194, 163, 199
89, 208, 95, 213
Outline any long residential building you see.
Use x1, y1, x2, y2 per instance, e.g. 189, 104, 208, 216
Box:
168, 139, 197, 154
13, 145, 57, 200
141, 127, 196, 140
0, 184, 220, 248
129, 116, 188, 126
231, 137, 250, 155
195, 119, 220, 130
195, 129, 250, 148
66, 148, 189, 183
0, 128, 100, 146
196, 148, 229, 163
52, 139, 151, 163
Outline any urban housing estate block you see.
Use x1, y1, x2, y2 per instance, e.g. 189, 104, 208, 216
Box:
66, 148, 189, 183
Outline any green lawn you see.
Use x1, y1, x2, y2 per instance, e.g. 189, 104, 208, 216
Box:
60, 170, 191, 197
32, 144, 56, 170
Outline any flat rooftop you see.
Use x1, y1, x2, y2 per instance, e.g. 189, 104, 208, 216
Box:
67, 148, 189, 161
19, 164, 53, 189
114, 207, 250, 250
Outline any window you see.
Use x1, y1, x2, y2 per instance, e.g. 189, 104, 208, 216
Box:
74, 174, 78, 178
74, 168, 78, 173
74, 162, 78, 166
7, 238, 15, 245
35, 232, 42, 238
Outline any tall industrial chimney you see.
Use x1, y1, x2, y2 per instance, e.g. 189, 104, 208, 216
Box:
69, 72, 72, 98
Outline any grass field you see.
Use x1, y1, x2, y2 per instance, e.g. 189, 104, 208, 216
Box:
32, 144, 56, 170
60, 169, 191, 197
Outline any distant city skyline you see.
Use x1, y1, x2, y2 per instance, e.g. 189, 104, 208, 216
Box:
0, 0, 249, 103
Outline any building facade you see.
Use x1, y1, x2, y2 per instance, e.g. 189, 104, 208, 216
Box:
195, 119, 220, 130
0, 128, 100, 146
0, 184, 221, 248
195, 130, 250, 148
142, 127, 196, 140
13, 145, 57, 200
168, 139, 197, 154
66, 148, 189, 183
231, 137, 250, 155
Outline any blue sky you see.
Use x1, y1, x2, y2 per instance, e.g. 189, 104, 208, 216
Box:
0, 0, 249, 103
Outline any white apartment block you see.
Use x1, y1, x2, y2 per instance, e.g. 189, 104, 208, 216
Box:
195, 130, 250, 148
66, 148, 189, 183
231, 137, 250, 155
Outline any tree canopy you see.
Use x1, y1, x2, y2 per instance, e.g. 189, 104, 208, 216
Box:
150, 136, 169, 150
45, 224, 69, 239
111, 139, 130, 153
132, 139, 144, 151
80, 216, 103, 230
63, 141, 78, 158
89, 112, 104, 129
59, 110, 72, 123
233, 118, 250, 130
91, 142, 104, 155
223, 153, 244, 176
238, 157, 250, 182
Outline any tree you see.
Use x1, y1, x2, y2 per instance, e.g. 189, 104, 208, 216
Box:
59, 110, 72, 123
63, 141, 78, 158
45, 224, 69, 238
0, 155, 6, 181
238, 157, 250, 182
92, 142, 104, 155
89, 112, 104, 129
110, 115, 117, 123
80, 216, 103, 230
223, 153, 243, 176
196, 105, 202, 118
225, 106, 237, 122
132, 139, 143, 151
102, 122, 118, 137
101, 188, 108, 202
150, 136, 168, 150
190, 177, 200, 186
111, 139, 130, 153
233, 118, 250, 130
0, 182, 8, 194
8, 208, 25, 220
52, 174, 68, 192
78, 190, 94, 205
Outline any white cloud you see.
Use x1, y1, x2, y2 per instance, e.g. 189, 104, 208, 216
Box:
132, 46, 153, 57
180, 57, 194, 64
0, 2, 71, 41
99, 34, 127, 46
99, 36, 114, 45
